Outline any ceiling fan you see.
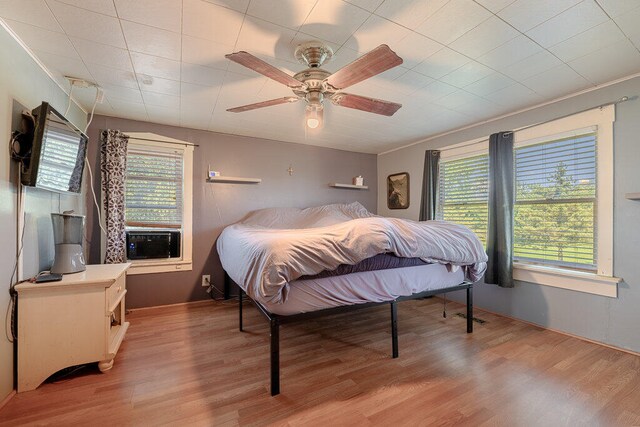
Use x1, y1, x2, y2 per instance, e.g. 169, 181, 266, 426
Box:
225, 42, 403, 129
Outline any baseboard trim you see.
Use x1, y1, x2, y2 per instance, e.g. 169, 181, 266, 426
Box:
435, 296, 640, 357
0, 390, 15, 411
127, 299, 212, 313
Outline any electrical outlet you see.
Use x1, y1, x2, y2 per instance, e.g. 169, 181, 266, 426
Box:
201, 275, 210, 287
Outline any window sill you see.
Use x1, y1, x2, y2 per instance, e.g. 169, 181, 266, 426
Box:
513, 262, 621, 298
126, 259, 193, 275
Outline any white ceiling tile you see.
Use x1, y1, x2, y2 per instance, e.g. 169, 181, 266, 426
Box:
146, 105, 181, 126
433, 90, 483, 110
388, 70, 434, 95
247, 0, 317, 29
33, 49, 93, 81
393, 32, 442, 69
501, 50, 562, 81
200, 0, 249, 13
181, 63, 227, 87
3, 19, 79, 57
47, 0, 126, 48
183, 0, 244, 45
440, 60, 493, 87
344, 14, 410, 54
322, 46, 361, 73
235, 17, 300, 63
71, 37, 133, 71
525, 1, 609, 48
0, 0, 61, 31
416, 0, 492, 45
142, 91, 181, 109
87, 64, 139, 88
299, 0, 370, 45
548, 20, 627, 62
54, 0, 117, 16
102, 84, 143, 103
498, 0, 581, 32
477, 35, 542, 69
344, 0, 385, 12
449, 16, 520, 59
130, 52, 181, 81
137, 75, 181, 96
597, 0, 640, 18
121, 20, 181, 60
182, 35, 232, 70
485, 82, 543, 108
115, 0, 182, 33
412, 47, 470, 79
568, 38, 640, 84
375, 0, 448, 30
523, 64, 591, 97
181, 82, 220, 111
464, 72, 516, 96
413, 80, 458, 103
107, 99, 148, 121
613, 6, 640, 38
474, 0, 516, 13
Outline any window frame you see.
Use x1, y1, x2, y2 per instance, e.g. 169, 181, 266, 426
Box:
437, 106, 620, 297
106, 132, 194, 275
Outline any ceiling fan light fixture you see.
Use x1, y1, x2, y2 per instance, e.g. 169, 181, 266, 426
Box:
305, 105, 323, 129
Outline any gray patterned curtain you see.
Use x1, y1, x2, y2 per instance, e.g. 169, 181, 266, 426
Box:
100, 130, 129, 264
419, 150, 440, 221
485, 131, 514, 287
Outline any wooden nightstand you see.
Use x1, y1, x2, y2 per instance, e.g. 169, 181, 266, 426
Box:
16, 263, 130, 392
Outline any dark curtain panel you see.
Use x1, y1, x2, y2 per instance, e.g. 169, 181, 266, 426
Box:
100, 129, 129, 264
486, 132, 514, 287
419, 150, 440, 221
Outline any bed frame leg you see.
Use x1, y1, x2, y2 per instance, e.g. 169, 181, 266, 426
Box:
391, 301, 398, 358
239, 289, 243, 332
466, 285, 473, 333
224, 272, 230, 300
270, 318, 280, 396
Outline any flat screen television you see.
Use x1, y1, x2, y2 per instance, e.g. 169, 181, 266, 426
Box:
21, 102, 88, 193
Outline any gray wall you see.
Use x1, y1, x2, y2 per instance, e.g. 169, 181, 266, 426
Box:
86, 116, 377, 308
378, 76, 640, 353
0, 27, 87, 401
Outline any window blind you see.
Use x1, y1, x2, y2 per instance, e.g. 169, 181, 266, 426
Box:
436, 154, 489, 246
514, 133, 597, 270
125, 147, 184, 228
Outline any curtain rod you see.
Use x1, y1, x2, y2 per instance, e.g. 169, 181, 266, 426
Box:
440, 96, 632, 152
125, 135, 199, 147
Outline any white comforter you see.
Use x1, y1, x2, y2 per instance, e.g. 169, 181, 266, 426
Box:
217, 202, 487, 304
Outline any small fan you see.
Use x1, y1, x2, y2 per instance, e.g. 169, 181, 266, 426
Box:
225, 42, 403, 129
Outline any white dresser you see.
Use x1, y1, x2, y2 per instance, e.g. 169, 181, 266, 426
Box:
16, 263, 130, 392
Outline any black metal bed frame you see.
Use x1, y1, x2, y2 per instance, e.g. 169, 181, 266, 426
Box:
224, 273, 473, 396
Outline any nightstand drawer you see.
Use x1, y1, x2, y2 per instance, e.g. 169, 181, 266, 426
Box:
107, 274, 126, 312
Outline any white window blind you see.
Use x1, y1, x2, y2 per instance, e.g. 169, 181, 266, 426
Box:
125, 147, 184, 228
436, 154, 489, 246
514, 132, 597, 270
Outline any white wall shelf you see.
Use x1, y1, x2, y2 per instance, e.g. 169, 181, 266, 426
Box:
207, 176, 261, 184
625, 193, 640, 200
329, 183, 369, 190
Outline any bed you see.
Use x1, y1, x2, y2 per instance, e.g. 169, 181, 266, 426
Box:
217, 202, 487, 395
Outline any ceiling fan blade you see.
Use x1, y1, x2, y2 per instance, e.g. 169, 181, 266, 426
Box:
227, 97, 300, 113
226, 51, 303, 88
325, 45, 403, 90
331, 93, 402, 116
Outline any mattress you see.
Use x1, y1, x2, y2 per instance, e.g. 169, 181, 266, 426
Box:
259, 263, 464, 315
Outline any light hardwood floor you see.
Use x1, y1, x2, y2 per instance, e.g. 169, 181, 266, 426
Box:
1, 298, 639, 426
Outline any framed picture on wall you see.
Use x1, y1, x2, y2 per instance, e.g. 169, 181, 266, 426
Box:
387, 172, 410, 209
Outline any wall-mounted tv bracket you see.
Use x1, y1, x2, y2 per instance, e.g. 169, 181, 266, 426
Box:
9, 110, 35, 167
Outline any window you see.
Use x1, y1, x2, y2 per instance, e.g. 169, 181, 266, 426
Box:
435, 106, 618, 297
436, 154, 489, 246
123, 133, 194, 275
514, 132, 597, 271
